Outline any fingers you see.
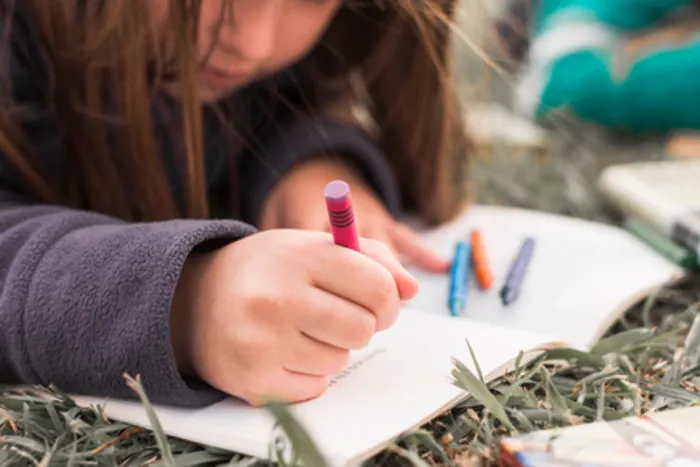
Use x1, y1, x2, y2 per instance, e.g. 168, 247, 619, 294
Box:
283, 331, 351, 376
299, 289, 377, 350
389, 223, 450, 273
246, 330, 350, 406
246, 371, 329, 407
285, 208, 329, 232
358, 237, 419, 302
359, 230, 399, 257
310, 238, 417, 332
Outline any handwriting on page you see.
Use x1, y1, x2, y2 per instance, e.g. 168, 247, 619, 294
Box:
328, 348, 388, 388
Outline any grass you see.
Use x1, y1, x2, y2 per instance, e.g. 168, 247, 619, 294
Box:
3, 274, 700, 466
3, 1, 698, 465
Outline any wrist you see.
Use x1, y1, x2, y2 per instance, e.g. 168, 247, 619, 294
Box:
259, 154, 365, 226
279, 154, 371, 200
297, 154, 368, 187
171, 251, 211, 378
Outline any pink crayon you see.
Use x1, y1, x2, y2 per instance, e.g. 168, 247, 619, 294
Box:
324, 180, 360, 252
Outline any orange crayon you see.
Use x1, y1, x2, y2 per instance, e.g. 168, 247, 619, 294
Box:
470, 230, 493, 290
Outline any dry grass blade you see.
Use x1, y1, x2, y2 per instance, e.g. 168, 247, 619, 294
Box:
123, 373, 176, 466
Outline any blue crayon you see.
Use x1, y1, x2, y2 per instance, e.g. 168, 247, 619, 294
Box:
448, 240, 471, 316
500, 237, 535, 306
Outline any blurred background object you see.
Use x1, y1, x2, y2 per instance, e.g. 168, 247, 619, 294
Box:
451, 0, 700, 222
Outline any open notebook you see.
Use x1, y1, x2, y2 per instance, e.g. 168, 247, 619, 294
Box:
69, 205, 686, 466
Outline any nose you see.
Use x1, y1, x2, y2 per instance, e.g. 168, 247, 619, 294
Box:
221, 0, 282, 63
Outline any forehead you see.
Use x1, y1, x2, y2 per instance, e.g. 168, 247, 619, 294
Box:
196, 0, 344, 19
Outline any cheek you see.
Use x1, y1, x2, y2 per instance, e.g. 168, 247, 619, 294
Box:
268, 14, 333, 69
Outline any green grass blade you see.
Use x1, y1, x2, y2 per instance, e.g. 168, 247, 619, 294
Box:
45, 402, 64, 434
540, 348, 605, 368
451, 358, 515, 431
590, 329, 655, 356
465, 339, 485, 383
443, 412, 482, 445
265, 401, 327, 467
3, 433, 46, 450
539, 368, 570, 413
596, 383, 606, 421
683, 312, 700, 367
151, 450, 231, 466
398, 429, 453, 466
509, 408, 536, 432
517, 408, 572, 425
221, 456, 261, 467
37, 438, 59, 467
640, 288, 661, 328
513, 350, 525, 375
123, 373, 176, 466
22, 403, 31, 437
641, 383, 700, 404
388, 445, 430, 466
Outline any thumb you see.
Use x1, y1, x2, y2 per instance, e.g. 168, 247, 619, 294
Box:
286, 208, 330, 232
358, 237, 419, 302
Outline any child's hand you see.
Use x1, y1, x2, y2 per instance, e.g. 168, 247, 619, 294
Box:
260, 157, 450, 273
171, 229, 418, 406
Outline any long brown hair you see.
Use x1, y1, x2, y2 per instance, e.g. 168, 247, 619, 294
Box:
0, 0, 471, 226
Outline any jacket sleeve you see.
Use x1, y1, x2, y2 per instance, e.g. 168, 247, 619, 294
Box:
515, 0, 700, 130
0, 12, 253, 408
236, 72, 402, 227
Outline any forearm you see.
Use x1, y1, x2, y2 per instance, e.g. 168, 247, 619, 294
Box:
237, 116, 401, 226
0, 196, 256, 407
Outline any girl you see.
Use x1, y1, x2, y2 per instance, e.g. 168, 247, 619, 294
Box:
0, 0, 470, 408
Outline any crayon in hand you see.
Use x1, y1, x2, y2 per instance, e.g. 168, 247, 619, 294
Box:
325, 180, 360, 252
470, 230, 493, 290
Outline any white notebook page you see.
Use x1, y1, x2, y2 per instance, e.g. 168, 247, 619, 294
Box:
68, 205, 682, 466
406, 205, 684, 349
71, 310, 557, 466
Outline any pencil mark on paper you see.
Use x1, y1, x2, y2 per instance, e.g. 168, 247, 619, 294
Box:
328, 348, 387, 388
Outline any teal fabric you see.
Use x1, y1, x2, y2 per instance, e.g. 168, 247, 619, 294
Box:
537, 50, 621, 125
536, 0, 690, 32
522, 0, 700, 132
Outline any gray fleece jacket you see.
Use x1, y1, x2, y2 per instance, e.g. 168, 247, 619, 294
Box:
0, 4, 401, 407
